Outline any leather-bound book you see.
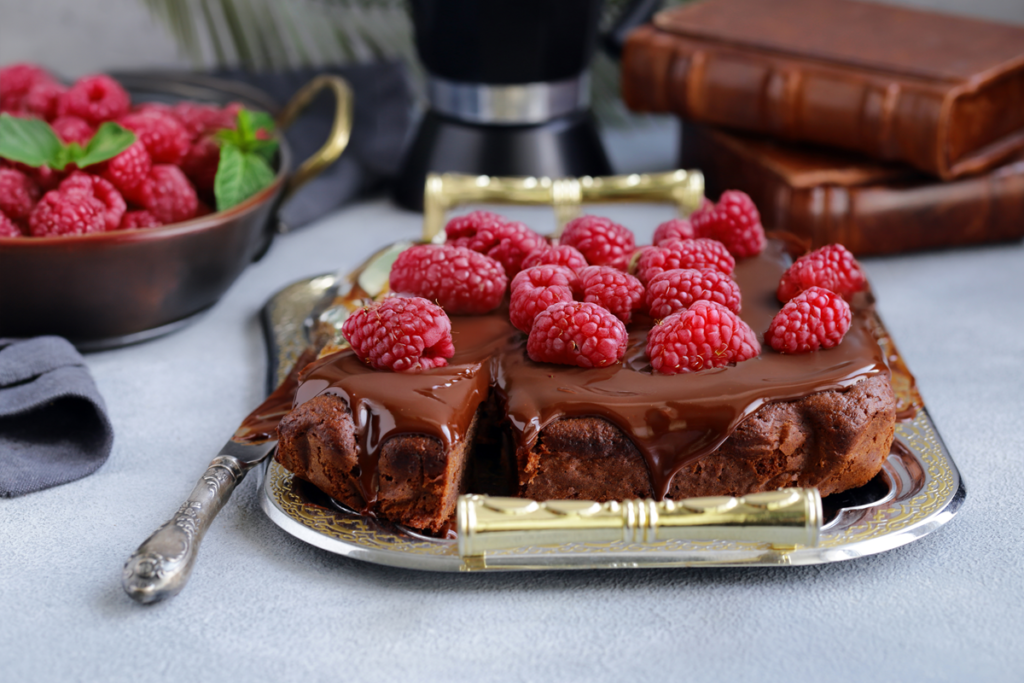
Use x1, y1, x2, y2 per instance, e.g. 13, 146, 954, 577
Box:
622, 0, 1024, 180
681, 122, 1024, 256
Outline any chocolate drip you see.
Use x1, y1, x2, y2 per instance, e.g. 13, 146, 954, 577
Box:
294, 240, 890, 501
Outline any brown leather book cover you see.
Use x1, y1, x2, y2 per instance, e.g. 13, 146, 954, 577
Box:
622, 0, 1024, 180
681, 122, 1024, 255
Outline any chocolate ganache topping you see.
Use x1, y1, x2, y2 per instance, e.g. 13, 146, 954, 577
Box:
291, 239, 889, 502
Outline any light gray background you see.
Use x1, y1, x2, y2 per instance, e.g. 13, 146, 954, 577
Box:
2, 2, 1024, 682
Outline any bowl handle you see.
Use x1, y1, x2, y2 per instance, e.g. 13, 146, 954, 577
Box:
276, 74, 354, 203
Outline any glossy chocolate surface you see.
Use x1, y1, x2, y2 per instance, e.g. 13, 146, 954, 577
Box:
293, 239, 889, 500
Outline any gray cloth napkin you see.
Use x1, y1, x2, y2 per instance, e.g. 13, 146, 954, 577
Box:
0, 337, 113, 497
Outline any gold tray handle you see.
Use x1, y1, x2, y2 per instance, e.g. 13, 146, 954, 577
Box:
423, 169, 705, 242
276, 74, 354, 203
457, 488, 822, 563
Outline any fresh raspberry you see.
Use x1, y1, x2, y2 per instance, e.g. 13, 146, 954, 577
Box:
51, 116, 94, 145
0, 63, 54, 110
120, 210, 162, 230
24, 81, 66, 120
645, 268, 742, 320
636, 238, 735, 284
179, 136, 219, 193
692, 190, 766, 258
171, 101, 242, 139
118, 109, 191, 165
9, 161, 63, 191
0, 211, 23, 237
578, 265, 645, 324
766, 286, 852, 353
527, 301, 628, 369
445, 210, 545, 276
389, 244, 508, 315
29, 189, 107, 236
689, 196, 714, 224
777, 244, 867, 303
653, 218, 695, 245
0, 167, 41, 221
341, 296, 455, 372
520, 244, 588, 273
57, 75, 130, 126
509, 264, 579, 333
646, 301, 760, 375
59, 172, 126, 231
100, 140, 152, 195
130, 165, 198, 224
559, 215, 635, 270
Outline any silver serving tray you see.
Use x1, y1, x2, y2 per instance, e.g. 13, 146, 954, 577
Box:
257, 273, 965, 571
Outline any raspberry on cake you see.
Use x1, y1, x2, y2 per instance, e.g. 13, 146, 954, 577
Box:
645, 268, 742, 319
646, 300, 760, 375
520, 244, 589, 273
636, 237, 736, 284
509, 264, 579, 333
559, 215, 635, 270
445, 210, 545, 276
341, 296, 455, 372
777, 244, 867, 302
578, 265, 645, 324
390, 244, 508, 315
692, 190, 766, 258
653, 218, 695, 245
767, 286, 852, 353
527, 301, 628, 368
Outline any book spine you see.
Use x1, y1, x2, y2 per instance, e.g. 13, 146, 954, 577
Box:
622, 26, 952, 177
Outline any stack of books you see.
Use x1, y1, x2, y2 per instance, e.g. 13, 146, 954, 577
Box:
621, 0, 1024, 255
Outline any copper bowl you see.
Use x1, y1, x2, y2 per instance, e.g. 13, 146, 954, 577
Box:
0, 73, 352, 350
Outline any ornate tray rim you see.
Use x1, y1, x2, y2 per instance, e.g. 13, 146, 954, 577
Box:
256, 272, 966, 572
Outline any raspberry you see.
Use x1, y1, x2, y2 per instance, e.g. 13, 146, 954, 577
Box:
29, 189, 107, 236
578, 265, 645, 324
0, 63, 54, 110
9, 161, 63, 191
692, 190, 766, 258
57, 75, 130, 126
445, 211, 545, 276
118, 109, 191, 165
559, 215, 635, 270
645, 268, 742, 320
527, 301, 628, 368
520, 244, 588, 273
179, 136, 219, 193
0, 167, 41, 221
100, 140, 152, 195
653, 218, 695, 245
0, 211, 23, 237
777, 244, 866, 303
341, 296, 455, 372
636, 238, 735, 284
646, 301, 760, 375
389, 244, 508, 315
51, 116, 94, 145
509, 264, 579, 333
131, 165, 199, 224
766, 286, 851, 353
24, 81, 66, 120
688, 197, 714, 224
171, 101, 241, 139
59, 172, 126, 231
120, 210, 162, 230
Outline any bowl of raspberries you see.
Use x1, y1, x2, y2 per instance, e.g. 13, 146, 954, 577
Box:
0, 64, 351, 348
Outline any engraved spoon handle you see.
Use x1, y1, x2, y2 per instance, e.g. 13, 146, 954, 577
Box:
122, 455, 247, 604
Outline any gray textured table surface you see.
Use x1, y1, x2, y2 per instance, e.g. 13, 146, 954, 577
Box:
2, 119, 1024, 683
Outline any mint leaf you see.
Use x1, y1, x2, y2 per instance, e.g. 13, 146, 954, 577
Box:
75, 122, 136, 168
0, 113, 63, 167
249, 138, 278, 163
214, 144, 276, 211
244, 110, 276, 136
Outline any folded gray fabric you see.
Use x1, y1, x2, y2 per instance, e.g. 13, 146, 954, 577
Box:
0, 337, 113, 497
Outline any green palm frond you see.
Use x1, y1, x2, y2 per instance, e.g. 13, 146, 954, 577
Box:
140, 0, 686, 126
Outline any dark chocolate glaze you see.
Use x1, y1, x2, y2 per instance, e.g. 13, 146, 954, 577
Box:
293, 240, 890, 501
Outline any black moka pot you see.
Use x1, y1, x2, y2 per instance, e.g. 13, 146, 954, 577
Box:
393, 0, 662, 210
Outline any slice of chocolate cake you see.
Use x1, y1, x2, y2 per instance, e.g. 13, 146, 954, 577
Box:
275, 238, 896, 533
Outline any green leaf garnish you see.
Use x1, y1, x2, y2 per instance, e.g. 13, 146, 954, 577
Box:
0, 114, 64, 167
0, 113, 135, 170
214, 144, 276, 210
212, 108, 280, 211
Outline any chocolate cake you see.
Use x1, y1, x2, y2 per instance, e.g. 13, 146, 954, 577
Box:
276, 238, 897, 533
